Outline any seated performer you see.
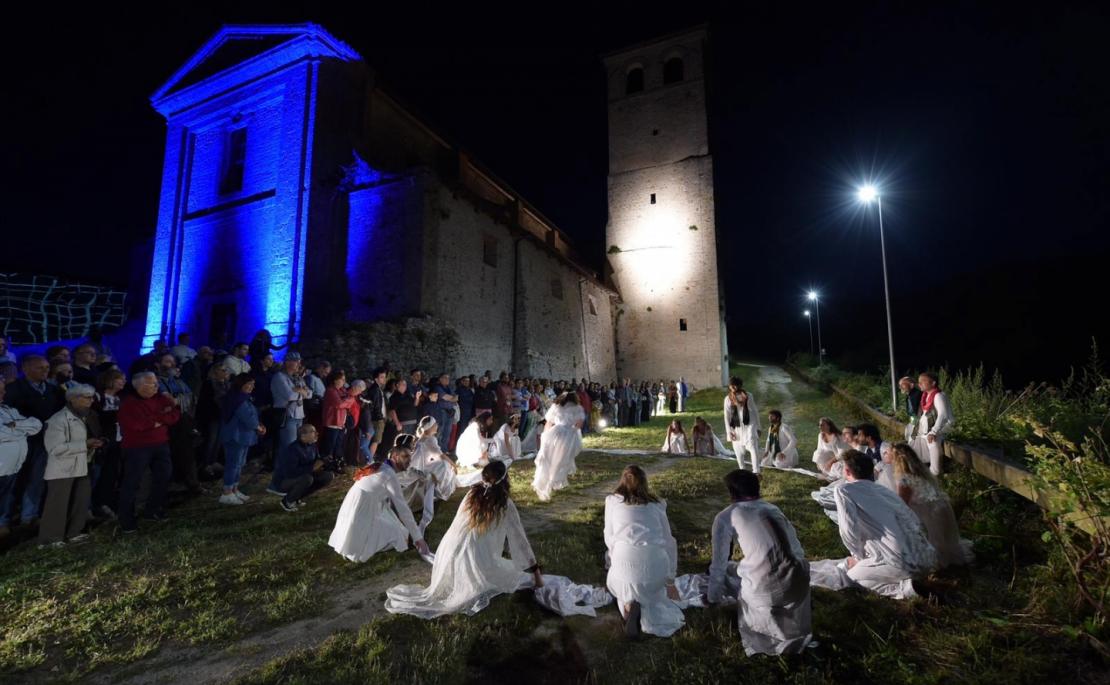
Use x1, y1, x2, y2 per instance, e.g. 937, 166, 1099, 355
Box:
660, 419, 690, 455
691, 416, 732, 457
760, 410, 798, 468
708, 469, 812, 655
328, 437, 430, 563
604, 465, 683, 638
385, 461, 543, 617
810, 450, 937, 600
398, 419, 458, 534
456, 413, 495, 469
811, 417, 846, 477
490, 413, 522, 462
531, 392, 585, 501
890, 443, 973, 568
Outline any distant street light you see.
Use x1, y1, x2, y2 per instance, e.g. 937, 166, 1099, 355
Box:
807, 291, 824, 365
858, 184, 898, 414
803, 310, 814, 356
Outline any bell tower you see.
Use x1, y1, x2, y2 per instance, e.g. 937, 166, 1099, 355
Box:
603, 27, 727, 388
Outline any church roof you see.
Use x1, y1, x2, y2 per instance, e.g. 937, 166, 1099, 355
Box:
151, 23, 361, 115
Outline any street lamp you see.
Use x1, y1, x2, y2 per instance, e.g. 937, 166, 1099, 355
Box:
858, 184, 898, 414
807, 291, 824, 365
803, 310, 814, 356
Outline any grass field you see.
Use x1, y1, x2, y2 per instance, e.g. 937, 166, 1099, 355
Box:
0, 365, 1104, 683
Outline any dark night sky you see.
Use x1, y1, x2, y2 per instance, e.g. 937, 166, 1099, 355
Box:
5, 2, 1109, 384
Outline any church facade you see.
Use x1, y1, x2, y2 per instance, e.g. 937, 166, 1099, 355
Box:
142, 23, 726, 386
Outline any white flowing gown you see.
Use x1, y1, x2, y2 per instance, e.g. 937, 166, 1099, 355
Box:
490, 423, 521, 462
385, 495, 536, 618
900, 474, 974, 568
328, 465, 422, 562
709, 500, 812, 655
397, 435, 458, 533
603, 495, 685, 637
810, 479, 938, 599
811, 432, 847, 475
455, 421, 492, 468
660, 432, 689, 454
531, 403, 584, 501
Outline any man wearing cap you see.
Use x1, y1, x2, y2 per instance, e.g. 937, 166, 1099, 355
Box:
268, 352, 313, 495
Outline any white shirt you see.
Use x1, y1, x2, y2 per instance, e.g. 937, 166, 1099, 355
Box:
0, 404, 42, 476
709, 499, 809, 606
603, 495, 677, 579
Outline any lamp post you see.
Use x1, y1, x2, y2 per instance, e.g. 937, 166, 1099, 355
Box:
803, 310, 814, 356
807, 291, 823, 365
858, 184, 898, 414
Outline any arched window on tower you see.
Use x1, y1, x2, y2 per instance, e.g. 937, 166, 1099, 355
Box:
663, 57, 684, 84
625, 67, 644, 94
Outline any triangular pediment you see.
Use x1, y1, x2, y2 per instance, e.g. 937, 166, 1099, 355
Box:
152, 23, 361, 112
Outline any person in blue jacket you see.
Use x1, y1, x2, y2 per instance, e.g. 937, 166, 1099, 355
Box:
275, 424, 334, 512
218, 373, 266, 505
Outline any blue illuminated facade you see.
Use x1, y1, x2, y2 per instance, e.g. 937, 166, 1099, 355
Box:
143, 24, 362, 351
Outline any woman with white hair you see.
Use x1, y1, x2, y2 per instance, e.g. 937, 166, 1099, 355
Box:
40, 384, 104, 546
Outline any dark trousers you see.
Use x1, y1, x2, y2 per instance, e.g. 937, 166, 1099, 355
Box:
118, 445, 172, 529
92, 442, 122, 512
280, 471, 334, 505
169, 416, 199, 489
39, 476, 90, 543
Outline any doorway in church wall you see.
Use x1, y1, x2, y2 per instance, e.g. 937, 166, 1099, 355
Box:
209, 302, 237, 350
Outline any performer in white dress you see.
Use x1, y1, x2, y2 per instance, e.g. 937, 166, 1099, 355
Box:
456, 414, 495, 469
910, 372, 953, 475
760, 410, 798, 468
660, 419, 690, 455
810, 451, 937, 599
328, 440, 430, 563
691, 416, 733, 457
723, 377, 761, 473
811, 417, 847, 477
531, 392, 585, 501
490, 413, 522, 463
397, 421, 458, 534
890, 443, 973, 568
519, 417, 543, 455
708, 469, 812, 655
604, 465, 684, 638
385, 461, 544, 617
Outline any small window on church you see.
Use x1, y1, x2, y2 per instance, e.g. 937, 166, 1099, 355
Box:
625, 67, 644, 94
483, 235, 498, 267
220, 127, 247, 194
588, 295, 598, 316
664, 57, 684, 84
551, 278, 563, 300
650, 193, 656, 204
652, 128, 659, 136
679, 318, 688, 332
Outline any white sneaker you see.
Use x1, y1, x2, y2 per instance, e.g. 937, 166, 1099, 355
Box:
219, 493, 244, 505
233, 491, 251, 502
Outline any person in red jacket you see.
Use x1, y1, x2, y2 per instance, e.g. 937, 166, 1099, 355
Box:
117, 371, 181, 533
321, 370, 357, 466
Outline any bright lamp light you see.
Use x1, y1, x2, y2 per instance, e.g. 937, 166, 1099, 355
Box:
803, 310, 811, 317
858, 185, 878, 203
807, 291, 818, 301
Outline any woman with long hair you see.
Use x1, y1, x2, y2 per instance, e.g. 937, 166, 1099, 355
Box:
328, 436, 430, 562
889, 443, 972, 568
604, 465, 683, 638
661, 419, 690, 455
491, 413, 522, 463
531, 391, 585, 501
811, 417, 845, 477
397, 417, 458, 534
691, 416, 733, 458
456, 412, 495, 469
723, 377, 761, 474
385, 461, 543, 617
910, 372, 954, 475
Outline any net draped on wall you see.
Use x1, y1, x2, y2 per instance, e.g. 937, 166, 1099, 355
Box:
0, 273, 127, 344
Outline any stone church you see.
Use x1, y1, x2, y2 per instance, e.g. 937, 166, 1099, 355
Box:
142, 23, 727, 387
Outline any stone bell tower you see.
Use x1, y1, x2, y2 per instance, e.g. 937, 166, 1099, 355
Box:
603, 26, 728, 388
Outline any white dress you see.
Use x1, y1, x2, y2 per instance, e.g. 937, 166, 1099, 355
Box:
397, 435, 458, 533
531, 403, 584, 501
490, 423, 521, 462
811, 432, 846, 474
604, 495, 684, 637
328, 465, 422, 562
709, 500, 812, 655
660, 432, 689, 454
520, 421, 542, 455
900, 474, 973, 568
760, 424, 799, 468
455, 421, 492, 468
385, 496, 536, 618
810, 480, 938, 599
